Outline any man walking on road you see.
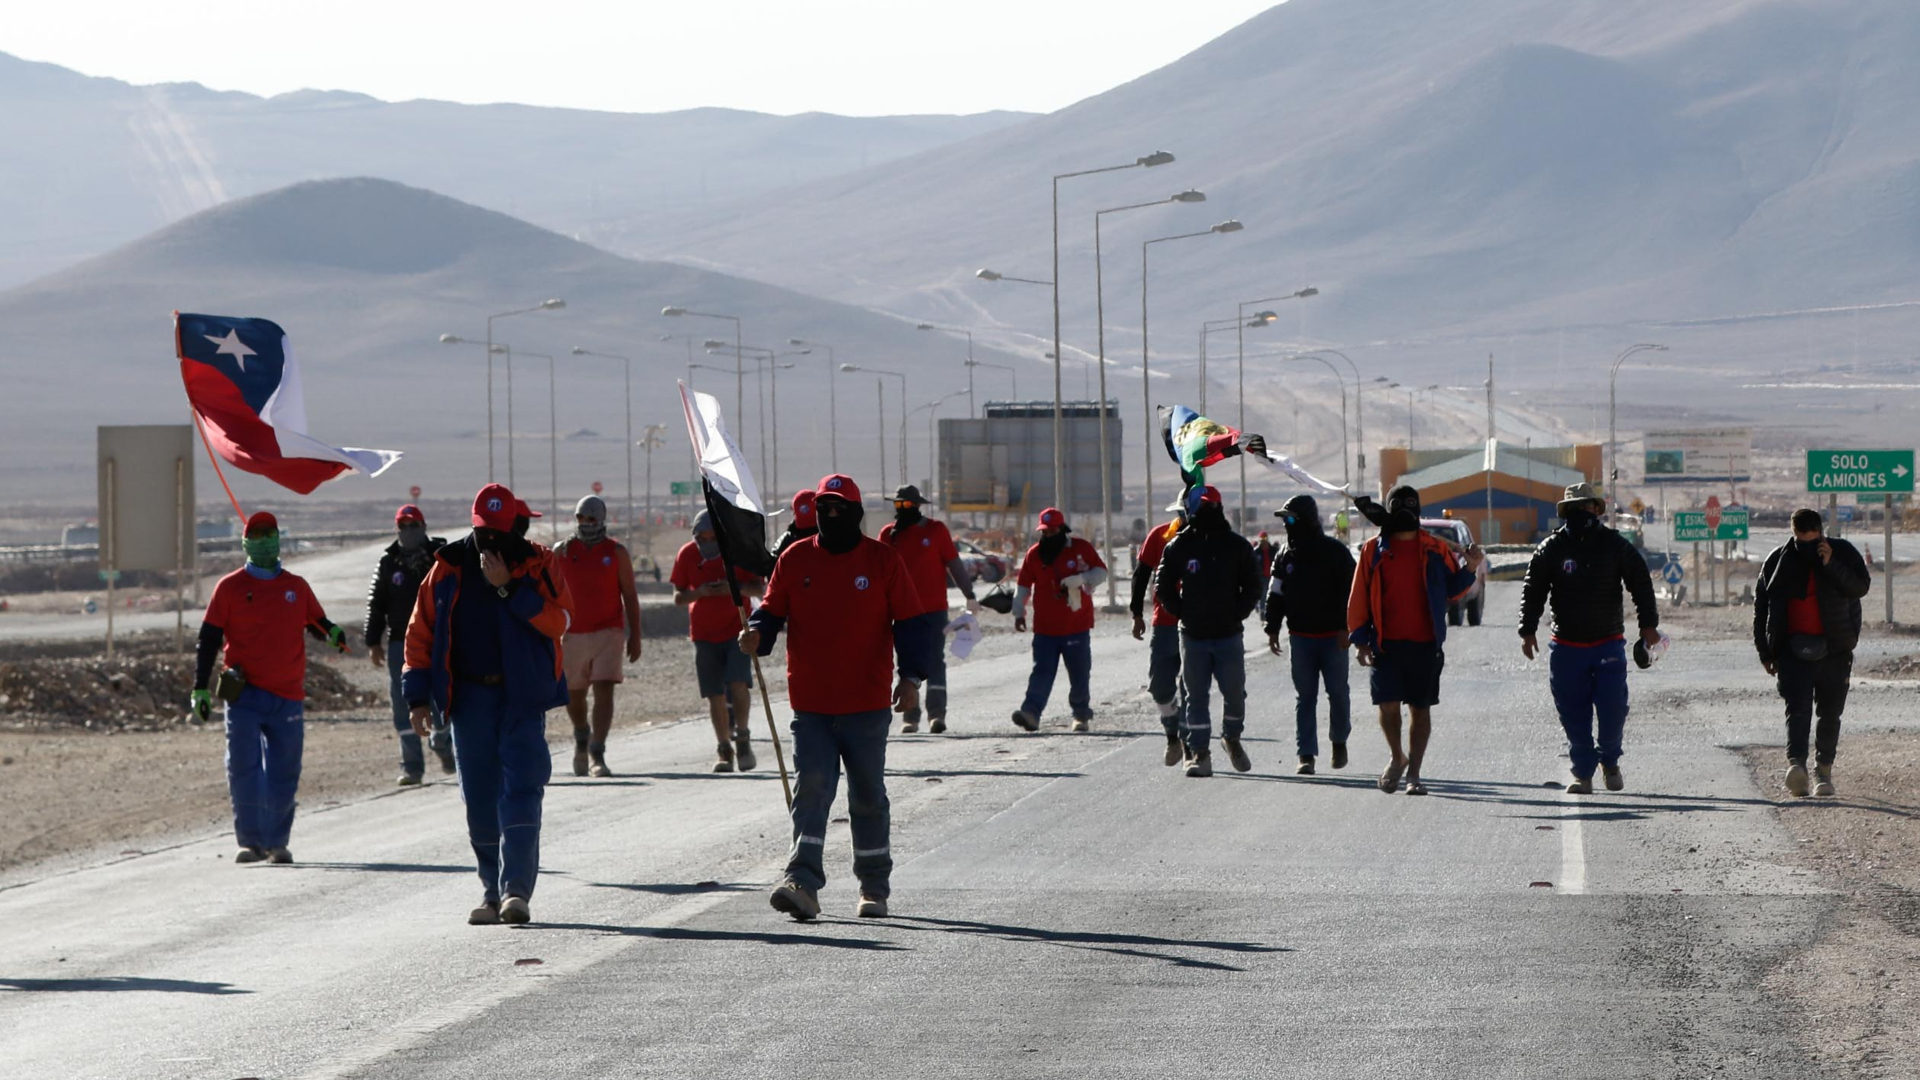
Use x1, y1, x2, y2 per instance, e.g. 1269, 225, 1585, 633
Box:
878, 484, 980, 734
555, 495, 643, 778
1264, 495, 1356, 775
1517, 483, 1662, 794
1012, 508, 1107, 733
404, 484, 572, 926
1347, 485, 1481, 796
1754, 507, 1871, 798
743, 474, 935, 921
1155, 486, 1262, 777
670, 511, 762, 772
366, 504, 451, 785
774, 489, 817, 559
1132, 498, 1188, 766
191, 511, 348, 865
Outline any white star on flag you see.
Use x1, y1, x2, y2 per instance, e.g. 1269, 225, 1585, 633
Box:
205, 328, 257, 372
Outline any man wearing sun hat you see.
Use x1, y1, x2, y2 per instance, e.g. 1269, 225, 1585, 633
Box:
404, 483, 572, 926
191, 510, 348, 865
1155, 486, 1263, 777
366, 503, 449, 785
877, 484, 980, 734
1012, 507, 1108, 732
1518, 482, 1661, 794
742, 473, 935, 921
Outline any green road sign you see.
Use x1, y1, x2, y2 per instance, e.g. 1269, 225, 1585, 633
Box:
1672, 509, 1749, 542
1806, 449, 1915, 494
669, 481, 695, 495
1857, 493, 1913, 505
98, 569, 122, 583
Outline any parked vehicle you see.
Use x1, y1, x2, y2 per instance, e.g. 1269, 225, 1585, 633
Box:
1420, 517, 1488, 626
954, 538, 1008, 583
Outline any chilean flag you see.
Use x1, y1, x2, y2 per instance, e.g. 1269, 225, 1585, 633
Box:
176, 313, 401, 494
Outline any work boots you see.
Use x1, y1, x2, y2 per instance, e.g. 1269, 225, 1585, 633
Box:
1223, 738, 1252, 773
1164, 733, 1183, 767
1330, 743, 1348, 770
572, 733, 590, 778
588, 743, 613, 778
733, 732, 757, 772
1297, 756, 1316, 775
900, 708, 921, 734
1813, 763, 1836, 797
713, 742, 736, 773
1785, 759, 1810, 798
1185, 752, 1214, 778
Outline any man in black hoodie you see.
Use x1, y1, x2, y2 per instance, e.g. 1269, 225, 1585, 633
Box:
366, 504, 450, 784
1264, 495, 1357, 775
1518, 483, 1661, 794
1753, 507, 1870, 798
1156, 485, 1263, 777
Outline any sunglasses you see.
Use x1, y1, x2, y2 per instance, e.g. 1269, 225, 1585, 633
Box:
893, 500, 919, 509
818, 500, 852, 516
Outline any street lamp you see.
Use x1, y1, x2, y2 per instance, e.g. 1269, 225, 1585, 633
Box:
1406, 383, 1440, 453
1235, 288, 1318, 514
966, 358, 1018, 401
662, 306, 743, 437
906, 390, 968, 501
715, 345, 809, 499
916, 322, 977, 417
1278, 353, 1350, 488
1608, 343, 1670, 509
1140, 219, 1244, 524
1051, 150, 1176, 517
788, 337, 839, 471
439, 334, 509, 479
505, 351, 561, 527
1197, 313, 1258, 413
1294, 349, 1367, 496
570, 345, 638, 550
976, 268, 1053, 285
471, 299, 564, 485
638, 423, 668, 561
841, 363, 908, 487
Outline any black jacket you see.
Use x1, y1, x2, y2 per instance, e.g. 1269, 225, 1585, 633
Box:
365, 536, 445, 647
1155, 522, 1262, 638
1517, 524, 1658, 642
1753, 538, 1870, 662
1263, 532, 1355, 637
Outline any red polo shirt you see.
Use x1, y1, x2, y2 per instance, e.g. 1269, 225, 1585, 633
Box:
1378, 538, 1435, 643
669, 541, 761, 643
1135, 521, 1179, 628
555, 538, 629, 633
203, 567, 326, 701
878, 517, 961, 618
1018, 537, 1106, 636
760, 536, 921, 713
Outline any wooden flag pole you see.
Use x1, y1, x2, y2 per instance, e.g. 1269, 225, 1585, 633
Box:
702, 479, 792, 809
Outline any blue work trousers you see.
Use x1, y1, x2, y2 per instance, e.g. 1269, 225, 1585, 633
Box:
225, 685, 304, 850
898, 611, 950, 719
449, 682, 552, 903
386, 638, 445, 776
1181, 632, 1247, 754
1289, 634, 1351, 758
1549, 639, 1630, 778
1148, 624, 1184, 737
1021, 631, 1093, 721
786, 709, 892, 899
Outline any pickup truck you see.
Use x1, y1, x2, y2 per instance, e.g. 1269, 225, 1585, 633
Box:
1420, 518, 1488, 627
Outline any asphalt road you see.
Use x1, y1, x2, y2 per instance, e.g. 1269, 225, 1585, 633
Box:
5, 580, 1912, 1078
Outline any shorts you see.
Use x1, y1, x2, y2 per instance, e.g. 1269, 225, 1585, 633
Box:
563, 627, 627, 685
1369, 639, 1444, 708
694, 638, 753, 698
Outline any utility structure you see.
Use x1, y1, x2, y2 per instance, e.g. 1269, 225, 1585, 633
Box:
713, 343, 808, 502
1234, 288, 1317, 514
437, 334, 508, 474
1607, 343, 1671, 509
787, 337, 839, 471
841, 363, 908, 487
662, 306, 743, 439
569, 345, 640, 549
473, 299, 564, 484
1140, 219, 1243, 527
966, 358, 1019, 401
916, 322, 979, 417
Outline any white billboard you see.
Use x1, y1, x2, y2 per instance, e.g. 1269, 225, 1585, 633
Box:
1642, 428, 1752, 485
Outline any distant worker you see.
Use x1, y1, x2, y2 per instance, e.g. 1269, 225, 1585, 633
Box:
191, 511, 347, 865
1347, 486, 1481, 796
743, 474, 935, 920
404, 484, 572, 926
1012, 508, 1107, 732
1517, 483, 1662, 794
878, 485, 980, 734
1334, 509, 1352, 545
1155, 486, 1262, 776
1264, 495, 1357, 775
774, 489, 818, 559
1254, 530, 1277, 577
670, 510, 762, 772
366, 503, 450, 786
555, 495, 642, 778
1753, 508, 1870, 798
1132, 497, 1188, 766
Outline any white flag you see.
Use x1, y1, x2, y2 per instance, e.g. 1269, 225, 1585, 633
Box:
678, 382, 764, 515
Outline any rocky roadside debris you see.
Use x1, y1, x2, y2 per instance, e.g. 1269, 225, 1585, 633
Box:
1863, 653, 1920, 679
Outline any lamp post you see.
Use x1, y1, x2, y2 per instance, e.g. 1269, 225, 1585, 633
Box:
1141, 219, 1244, 525
1051, 150, 1176, 519
508, 351, 560, 527
906, 391, 968, 501
842, 364, 908, 487
570, 346, 638, 549
662, 306, 743, 439
973, 267, 1052, 394
915, 322, 977, 417
472, 299, 565, 484
439, 334, 509, 475
718, 345, 809, 500
1296, 348, 1367, 496
1607, 343, 1670, 510
965, 359, 1018, 401
1235, 288, 1317, 516
1278, 353, 1350, 486
788, 337, 839, 471
1406, 383, 1439, 453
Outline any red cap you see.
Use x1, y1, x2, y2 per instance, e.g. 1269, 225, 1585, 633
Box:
244, 511, 278, 536
395, 503, 425, 525
815, 473, 861, 504
471, 484, 518, 531
1037, 507, 1067, 531
515, 499, 542, 519
791, 489, 817, 526
1186, 485, 1222, 514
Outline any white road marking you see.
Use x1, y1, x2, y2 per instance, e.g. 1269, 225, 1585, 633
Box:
1559, 791, 1588, 895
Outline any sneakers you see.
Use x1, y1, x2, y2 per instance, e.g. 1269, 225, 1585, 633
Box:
1071, 716, 1090, 733
900, 709, 920, 734
1164, 734, 1183, 767
1185, 752, 1214, 778
1813, 763, 1836, 797
1330, 743, 1348, 770
713, 743, 736, 773
468, 900, 501, 925
1785, 759, 1810, 798
857, 893, 889, 918
1223, 738, 1252, 773
589, 758, 614, 778
1405, 776, 1428, 796
1010, 710, 1038, 732
929, 716, 947, 734
268, 847, 293, 864
499, 896, 531, 925
1297, 756, 1316, 776
234, 846, 269, 864
1566, 774, 1594, 795
733, 734, 757, 772
572, 744, 590, 777
1603, 765, 1624, 792
1378, 761, 1405, 794
397, 772, 423, 787
770, 879, 820, 922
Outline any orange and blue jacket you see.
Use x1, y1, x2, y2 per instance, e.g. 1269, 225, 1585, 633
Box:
1346, 530, 1476, 651
402, 536, 573, 716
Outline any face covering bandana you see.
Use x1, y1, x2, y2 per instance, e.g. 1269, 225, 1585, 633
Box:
397, 524, 427, 549
1192, 505, 1227, 532
1563, 509, 1598, 533
894, 505, 923, 529
511, 515, 531, 540
816, 501, 864, 554
1795, 538, 1823, 558
1037, 531, 1069, 564
576, 517, 607, 545
244, 532, 280, 568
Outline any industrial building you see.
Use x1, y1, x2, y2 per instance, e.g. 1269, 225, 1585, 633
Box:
937, 400, 1123, 517
1377, 442, 1602, 545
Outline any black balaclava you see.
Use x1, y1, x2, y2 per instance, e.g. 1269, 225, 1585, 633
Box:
511, 514, 531, 540
1386, 486, 1422, 534
894, 502, 924, 529
473, 526, 509, 555
816, 497, 863, 554
1037, 528, 1069, 564
1192, 501, 1228, 533
1562, 502, 1601, 534
1281, 495, 1322, 545
397, 521, 428, 550
1791, 509, 1823, 558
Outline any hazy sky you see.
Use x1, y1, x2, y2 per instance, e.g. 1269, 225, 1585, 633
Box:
7, 1, 1283, 117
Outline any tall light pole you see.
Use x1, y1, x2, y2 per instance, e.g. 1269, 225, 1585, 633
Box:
1279, 353, 1350, 486
842, 364, 908, 487
1406, 383, 1439, 453
1608, 343, 1670, 509
439, 334, 508, 475
476, 299, 565, 483
1141, 219, 1244, 524
662, 306, 743, 438
510, 351, 560, 527
788, 337, 838, 472
916, 322, 977, 417
907, 391, 968, 502
639, 423, 668, 560
570, 346, 637, 549
1296, 348, 1367, 496
965, 359, 1018, 401
721, 344, 809, 500
1235, 288, 1318, 518
1051, 150, 1176, 516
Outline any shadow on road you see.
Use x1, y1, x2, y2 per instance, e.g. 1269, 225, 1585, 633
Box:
886, 914, 1287, 972
585, 881, 756, 896
282, 861, 476, 874
622, 771, 782, 782
889, 768, 1085, 781
1, 976, 248, 994
527, 922, 907, 951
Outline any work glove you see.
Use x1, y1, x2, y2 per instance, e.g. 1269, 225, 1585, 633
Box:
190, 688, 212, 722
327, 625, 348, 653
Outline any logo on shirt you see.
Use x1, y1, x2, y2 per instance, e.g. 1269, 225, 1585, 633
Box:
1562, 558, 1578, 574
1186, 558, 1200, 573
284, 589, 298, 603
853, 575, 871, 591
1285, 563, 1295, 575
486, 497, 503, 512
921, 537, 931, 546
602, 555, 613, 566
390, 571, 406, 586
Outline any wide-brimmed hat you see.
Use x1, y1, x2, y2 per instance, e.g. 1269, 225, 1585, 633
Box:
891, 484, 930, 506
1557, 482, 1605, 516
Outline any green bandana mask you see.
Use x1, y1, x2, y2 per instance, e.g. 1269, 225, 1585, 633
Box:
244, 532, 280, 568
